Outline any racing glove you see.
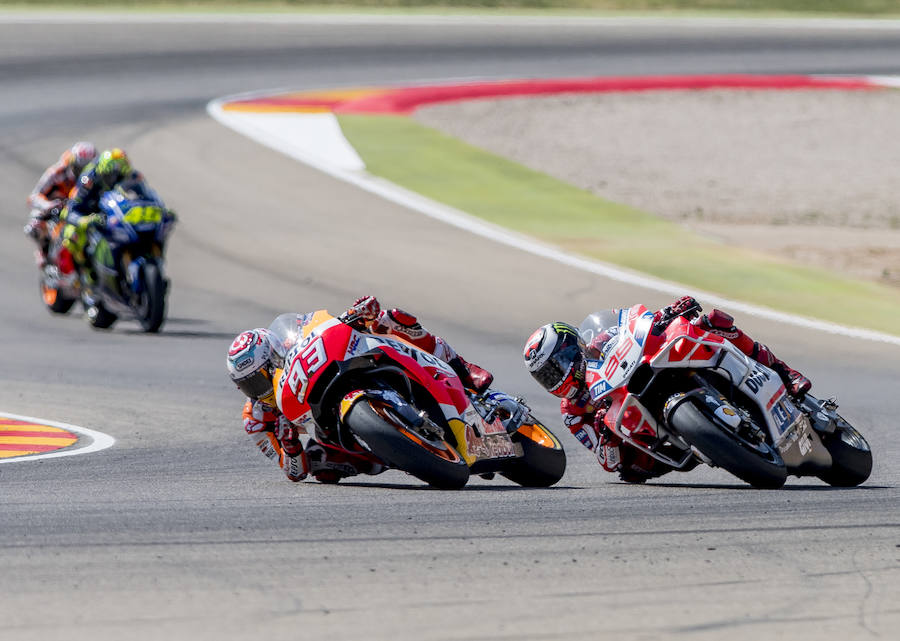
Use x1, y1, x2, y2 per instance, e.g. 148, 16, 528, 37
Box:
342, 296, 381, 327
594, 427, 622, 472
79, 213, 106, 230
275, 415, 305, 458
666, 295, 702, 320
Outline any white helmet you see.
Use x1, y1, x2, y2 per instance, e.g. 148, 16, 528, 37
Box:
226, 328, 280, 403
68, 141, 98, 173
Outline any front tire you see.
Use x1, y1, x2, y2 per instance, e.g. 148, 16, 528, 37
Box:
40, 279, 75, 314
669, 399, 787, 489
136, 262, 166, 333
817, 424, 872, 487
345, 400, 470, 489
86, 300, 117, 330
500, 420, 566, 487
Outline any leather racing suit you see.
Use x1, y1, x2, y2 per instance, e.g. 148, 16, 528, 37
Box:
62, 162, 145, 268
245, 297, 493, 483
561, 297, 811, 483
25, 159, 81, 265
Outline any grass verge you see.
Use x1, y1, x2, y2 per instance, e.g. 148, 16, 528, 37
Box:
2, 1, 900, 18
338, 114, 900, 336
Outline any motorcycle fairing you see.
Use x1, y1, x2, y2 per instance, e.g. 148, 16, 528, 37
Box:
83, 186, 173, 317
277, 311, 514, 466
586, 308, 654, 402
650, 317, 725, 368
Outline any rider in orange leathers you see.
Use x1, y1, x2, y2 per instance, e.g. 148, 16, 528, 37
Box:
227, 296, 493, 483
24, 141, 97, 267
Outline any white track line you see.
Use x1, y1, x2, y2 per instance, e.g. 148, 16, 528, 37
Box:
208, 78, 900, 347
2, 12, 900, 29
0, 411, 115, 464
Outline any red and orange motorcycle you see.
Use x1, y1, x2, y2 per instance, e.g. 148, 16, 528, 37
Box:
269, 311, 566, 489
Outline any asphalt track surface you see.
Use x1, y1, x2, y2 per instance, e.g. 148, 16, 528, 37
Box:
1, 15, 899, 641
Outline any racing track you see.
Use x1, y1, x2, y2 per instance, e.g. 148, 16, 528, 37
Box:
1, 14, 899, 640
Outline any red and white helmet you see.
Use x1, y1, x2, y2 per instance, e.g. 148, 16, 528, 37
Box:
65, 141, 98, 173
226, 328, 280, 403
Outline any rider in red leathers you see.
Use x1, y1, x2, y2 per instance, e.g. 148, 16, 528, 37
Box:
227, 296, 493, 483
524, 296, 811, 483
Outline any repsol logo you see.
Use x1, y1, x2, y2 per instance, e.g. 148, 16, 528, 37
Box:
745, 366, 772, 393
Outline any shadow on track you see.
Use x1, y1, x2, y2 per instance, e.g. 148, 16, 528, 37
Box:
333, 480, 581, 492
119, 317, 236, 339
644, 481, 891, 491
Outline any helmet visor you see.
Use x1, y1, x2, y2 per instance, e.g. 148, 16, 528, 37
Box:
532, 343, 582, 394
235, 369, 273, 401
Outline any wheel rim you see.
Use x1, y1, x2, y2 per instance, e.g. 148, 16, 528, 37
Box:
394, 426, 462, 463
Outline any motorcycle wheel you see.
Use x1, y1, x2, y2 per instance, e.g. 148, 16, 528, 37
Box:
345, 400, 470, 490
500, 420, 566, 487
136, 262, 166, 333
85, 299, 117, 330
816, 424, 872, 487
669, 399, 787, 489
40, 279, 75, 314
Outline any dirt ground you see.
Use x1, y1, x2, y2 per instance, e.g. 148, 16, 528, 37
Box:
414, 89, 900, 286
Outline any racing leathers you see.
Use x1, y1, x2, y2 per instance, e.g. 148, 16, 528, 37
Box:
245, 296, 493, 482
242, 398, 382, 483
62, 162, 144, 270
24, 159, 80, 265
561, 296, 811, 483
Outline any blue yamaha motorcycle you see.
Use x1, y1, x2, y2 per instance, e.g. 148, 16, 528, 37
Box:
81, 183, 176, 332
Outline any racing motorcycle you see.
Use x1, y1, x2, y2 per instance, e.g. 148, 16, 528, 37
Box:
579, 305, 872, 489
78, 184, 176, 332
269, 311, 566, 489
35, 202, 80, 316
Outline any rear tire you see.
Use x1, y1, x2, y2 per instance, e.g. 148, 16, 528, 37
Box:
345, 401, 470, 489
136, 262, 166, 333
500, 420, 566, 487
816, 424, 872, 487
669, 399, 787, 489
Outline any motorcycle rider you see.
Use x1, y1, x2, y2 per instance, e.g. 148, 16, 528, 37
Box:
226, 296, 494, 483
24, 141, 98, 267
61, 148, 145, 276
523, 295, 811, 483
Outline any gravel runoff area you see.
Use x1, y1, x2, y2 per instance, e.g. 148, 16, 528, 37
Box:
414, 89, 900, 286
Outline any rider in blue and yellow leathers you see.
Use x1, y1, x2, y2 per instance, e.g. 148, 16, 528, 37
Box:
62, 148, 143, 274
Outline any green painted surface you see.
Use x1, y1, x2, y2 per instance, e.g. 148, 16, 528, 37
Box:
338, 114, 900, 335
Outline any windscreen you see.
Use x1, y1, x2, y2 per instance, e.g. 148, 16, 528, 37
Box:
267, 313, 304, 365
578, 310, 620, 345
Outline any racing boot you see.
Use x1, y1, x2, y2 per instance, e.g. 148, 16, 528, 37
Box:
697, 309, 811, 398
448, 355, 494, 395
306, 441, 385, 484
768, 358, 812, 399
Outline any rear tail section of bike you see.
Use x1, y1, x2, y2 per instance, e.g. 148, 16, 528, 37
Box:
499, 418, 566, 487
